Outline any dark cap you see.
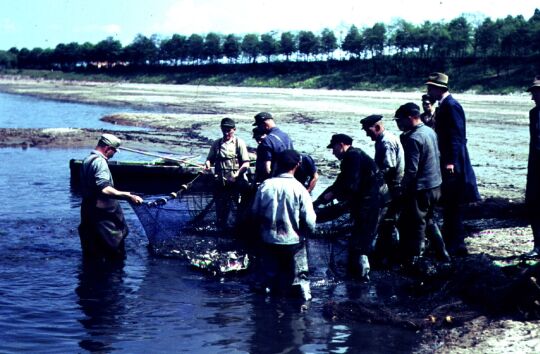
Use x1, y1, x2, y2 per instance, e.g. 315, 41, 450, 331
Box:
326, 133, 353, 148
360, 114, 383, 128
276, 149, 301, 172
425, 72, 448, 88
253, 112, 273, 126
527, 76, 540, 92
395, 102, 421, 120
421, 94, 436, 104
220, 117, 235, 128
252, 127, 265, 139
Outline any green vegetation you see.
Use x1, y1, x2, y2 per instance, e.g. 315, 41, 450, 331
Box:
1, 9, 539, 94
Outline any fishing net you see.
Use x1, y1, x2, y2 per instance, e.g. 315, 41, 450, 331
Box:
131, 182, 354, 278
133, 191, 218, 245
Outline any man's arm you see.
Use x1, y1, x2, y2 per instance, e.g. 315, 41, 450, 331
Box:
101, 186, 143, 204
300, 190, 317, 233
446, 100, 466, 173
306, 171, 319, 193
401, 138, 420, 195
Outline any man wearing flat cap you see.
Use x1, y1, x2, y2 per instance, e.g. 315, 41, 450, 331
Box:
79, 133, 143, 260
360, 114, 404, 263
205, 117, 251, 229
315, 134, 387, 280
524, 76, 540, 258
426, 72, 480, 257
252, 112, 293, 183
394, 103, 449, 264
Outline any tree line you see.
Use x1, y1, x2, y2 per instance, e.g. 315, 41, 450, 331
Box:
1, 9, 539, 72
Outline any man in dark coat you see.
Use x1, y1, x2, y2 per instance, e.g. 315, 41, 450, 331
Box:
525, 76, 540, 258
426, 72, 480, 257
252, 112, 294, 183
294, 153, 319, 193
314, 134, 387, 280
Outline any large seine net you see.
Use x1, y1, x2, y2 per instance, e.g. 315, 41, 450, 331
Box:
130, 179, 354, 278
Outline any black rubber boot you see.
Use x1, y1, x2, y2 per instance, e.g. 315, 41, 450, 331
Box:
426, 223, 451, 262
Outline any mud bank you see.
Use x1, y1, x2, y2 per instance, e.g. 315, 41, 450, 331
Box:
1, 77, 539, 353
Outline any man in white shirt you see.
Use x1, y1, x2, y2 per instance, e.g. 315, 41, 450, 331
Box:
252, 149, 316, 300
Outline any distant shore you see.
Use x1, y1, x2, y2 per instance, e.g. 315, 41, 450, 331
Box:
1, 64, 535, 95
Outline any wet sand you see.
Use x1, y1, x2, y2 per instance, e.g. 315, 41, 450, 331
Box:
1, 76, 539, 353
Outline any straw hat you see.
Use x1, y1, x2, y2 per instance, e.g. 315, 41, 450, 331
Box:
527, 76, 540, 92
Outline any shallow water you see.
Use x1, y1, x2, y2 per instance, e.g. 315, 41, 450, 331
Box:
0, 92, 143, 130
0, 95, 419, 353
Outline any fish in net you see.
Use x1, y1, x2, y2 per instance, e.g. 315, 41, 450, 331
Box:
130, 180, 354, 278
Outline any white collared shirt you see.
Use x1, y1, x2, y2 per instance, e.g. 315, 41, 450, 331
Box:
252, 173, 316, 245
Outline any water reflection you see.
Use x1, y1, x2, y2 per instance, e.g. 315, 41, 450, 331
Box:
249, 297, 311, 353
75, 259, 127, 352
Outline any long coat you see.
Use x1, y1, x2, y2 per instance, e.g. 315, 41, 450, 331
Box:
435, 94, 480, 204
526, 105, 540, 206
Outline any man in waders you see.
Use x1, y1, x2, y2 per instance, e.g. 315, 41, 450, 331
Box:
360, 114, 404, 265
252, 149, 316, 300
314, 134, 387, 281
394, 103, 449, 267
205, 118, 251, 229
79, 134, 143, 260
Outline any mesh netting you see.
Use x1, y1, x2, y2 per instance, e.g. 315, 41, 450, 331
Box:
131, 185, 354, 278
132, 191, 235, 245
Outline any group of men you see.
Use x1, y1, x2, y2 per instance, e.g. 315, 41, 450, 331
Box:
78, 72, 540, 301
311, 72, 482, 282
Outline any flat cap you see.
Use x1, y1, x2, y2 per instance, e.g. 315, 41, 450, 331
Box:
252, 127, 266, 139
253, 112, 273, 126
360, 114, 383, 127
327, 133, 353, 148
220, 117, 236, 128
421, 94, 436, 104
98, 133, 121, 149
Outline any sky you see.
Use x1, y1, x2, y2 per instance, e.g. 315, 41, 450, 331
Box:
1, 0, 539, 50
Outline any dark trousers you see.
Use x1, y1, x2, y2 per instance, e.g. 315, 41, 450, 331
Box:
79, 199, 128, 260
260, 243, 308, 295
528, 202, 540, 249
373, 199, 400, 263
399, 186, 441, 259
350, 197, 381, 255
441, 198, 466, 254
213, 179, 249, 229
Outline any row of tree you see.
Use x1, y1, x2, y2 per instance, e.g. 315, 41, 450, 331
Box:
1, 9, 539, 70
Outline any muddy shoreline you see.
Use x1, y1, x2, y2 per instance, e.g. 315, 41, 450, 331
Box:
1, 77, 539, 353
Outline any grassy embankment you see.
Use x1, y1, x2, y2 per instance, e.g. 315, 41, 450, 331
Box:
2, 57, 539, 94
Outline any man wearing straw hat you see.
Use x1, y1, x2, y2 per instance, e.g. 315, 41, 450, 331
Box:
425, 72, 480, 257
524, 76, 540, 258
79, 133, 143, 260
